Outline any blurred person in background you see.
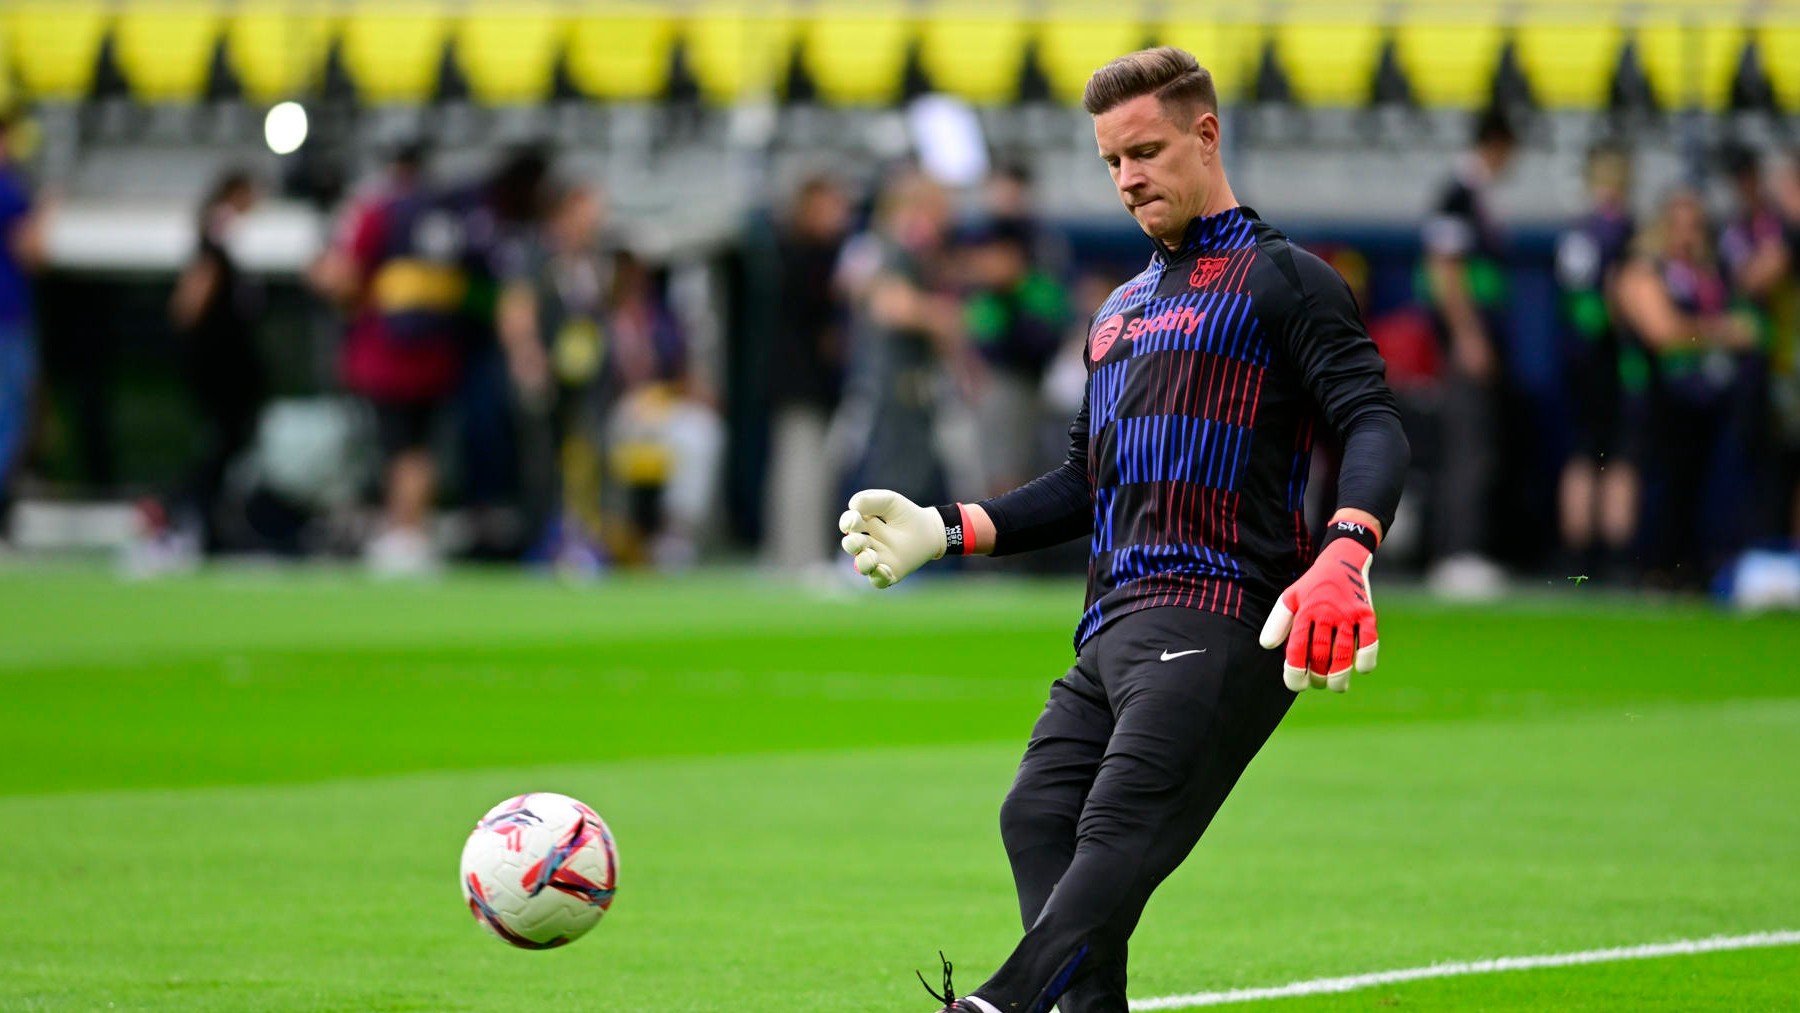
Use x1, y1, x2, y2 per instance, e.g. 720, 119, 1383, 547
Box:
1420, 107, 1517, 597
763, 173, 852, 575
599, 249, 722, 570
984, 161, 1071, 280
136, 169, 264, 564
1553, 142, 1641, 582
0, 111, 45, 547
1615, 188, 1761, 588
335, 149, 549, 575
833, 167, 971, 507
310, 142, 453, 571
463, 148, 555, 561
520, 180, 612, 573
1772, 149, 1800, 542
1718, 143, 1794, 541
309, 141, 429, 310
1718, 143, 1792, 324
958, 218, 1070, 496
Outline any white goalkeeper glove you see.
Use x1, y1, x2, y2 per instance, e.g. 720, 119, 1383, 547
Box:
838, 489, 947, 589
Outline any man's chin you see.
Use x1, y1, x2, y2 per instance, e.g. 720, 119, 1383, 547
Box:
1134, 212, 1180, 246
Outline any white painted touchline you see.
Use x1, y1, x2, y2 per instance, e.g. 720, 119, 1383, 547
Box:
1128, 930, 1800, 1010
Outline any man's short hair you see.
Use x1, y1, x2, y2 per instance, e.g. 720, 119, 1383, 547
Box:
1081, 46, 1218, 121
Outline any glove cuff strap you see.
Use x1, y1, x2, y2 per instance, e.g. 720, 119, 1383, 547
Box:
936, 504, 972, 557
1320, 518, 1379, 555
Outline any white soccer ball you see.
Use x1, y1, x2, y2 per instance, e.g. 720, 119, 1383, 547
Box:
459, 792, 619, 949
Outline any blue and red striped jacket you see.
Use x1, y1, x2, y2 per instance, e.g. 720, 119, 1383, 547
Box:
979, 206, 1405, 649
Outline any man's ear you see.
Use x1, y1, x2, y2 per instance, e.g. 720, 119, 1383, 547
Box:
1193, 110, 1220, 157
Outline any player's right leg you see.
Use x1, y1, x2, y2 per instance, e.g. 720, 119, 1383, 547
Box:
996, 653, 1117, 1013
1000, 652, 1111, 935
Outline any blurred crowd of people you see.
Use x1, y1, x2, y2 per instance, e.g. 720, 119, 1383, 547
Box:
119, 143, 726, 577
763, 162, 1087, 579
0, 109, 1797, 598
1397, 112, 1800, 596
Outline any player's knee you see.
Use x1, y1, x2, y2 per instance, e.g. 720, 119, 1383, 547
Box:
999, 786, 1072, 857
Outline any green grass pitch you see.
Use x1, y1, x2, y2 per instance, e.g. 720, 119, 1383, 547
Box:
1, 567, 1796, 1010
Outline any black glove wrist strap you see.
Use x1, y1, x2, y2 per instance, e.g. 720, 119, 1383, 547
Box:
936, 505, 965, 557
1320, 518, 1379, 554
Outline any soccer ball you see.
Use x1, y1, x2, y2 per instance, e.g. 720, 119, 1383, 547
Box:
460, 792, 619, 949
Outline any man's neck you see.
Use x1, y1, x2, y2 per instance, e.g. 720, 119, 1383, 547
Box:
1155, 185, 1242, 253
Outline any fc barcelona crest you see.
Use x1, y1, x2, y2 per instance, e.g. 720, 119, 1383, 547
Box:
1189, 256, 1230, 289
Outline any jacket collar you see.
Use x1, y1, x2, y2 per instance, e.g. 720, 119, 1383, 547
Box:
1151, 205, 1255, 264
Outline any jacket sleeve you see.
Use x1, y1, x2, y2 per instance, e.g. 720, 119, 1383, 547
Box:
1273, 248, 1411, 534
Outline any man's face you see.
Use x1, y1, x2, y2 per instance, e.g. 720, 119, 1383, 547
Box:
1093, 94, 1214, 246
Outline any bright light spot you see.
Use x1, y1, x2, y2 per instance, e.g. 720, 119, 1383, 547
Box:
264, 102, 308, 156
907, 94, 989, 188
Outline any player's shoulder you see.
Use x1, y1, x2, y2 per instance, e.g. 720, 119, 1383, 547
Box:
1239, 217, 1346, 306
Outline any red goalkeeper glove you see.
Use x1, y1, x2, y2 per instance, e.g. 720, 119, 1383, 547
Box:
1258, 518, 1381, 693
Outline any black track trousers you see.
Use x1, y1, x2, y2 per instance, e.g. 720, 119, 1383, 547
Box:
976, 606, 1296, 1013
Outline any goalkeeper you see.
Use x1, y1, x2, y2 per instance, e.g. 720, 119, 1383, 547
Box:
839, 47, 1408, 1013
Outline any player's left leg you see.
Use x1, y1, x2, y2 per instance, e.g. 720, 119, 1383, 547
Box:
968, 607, 1294, 1013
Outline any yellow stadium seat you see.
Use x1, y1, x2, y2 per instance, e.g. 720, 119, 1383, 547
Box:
7, 0, 110, 101
799, 3, 911, 105
1394, 20, 1504, 110
566, 4, 678, 101
918, 4, 1028, 105
1638, 20, 1744, 111
456, 1, 564, 104
0, 18, 14, 113
115, 1, 224, 104
684, 3, 793, 104
226, 2, 331, 103
1757, 25, 1800, 111
1156, 19, 1256, 104
340, 1, 451, 104
1038, 3, 1145, 106
1270, 17, 1384, 107
1515, 20, 1621, 111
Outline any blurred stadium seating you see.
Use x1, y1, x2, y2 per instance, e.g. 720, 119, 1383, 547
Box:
0, 1, 1791, 114
6, 0, 1799, 584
